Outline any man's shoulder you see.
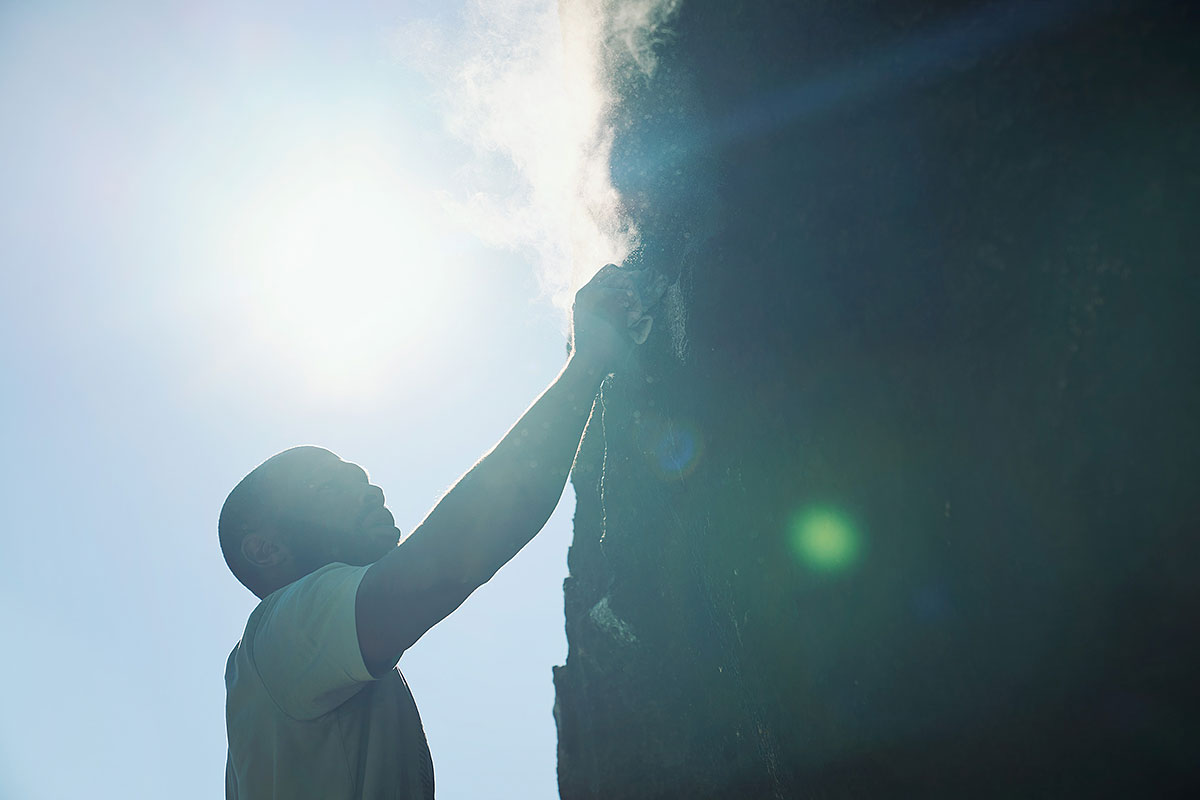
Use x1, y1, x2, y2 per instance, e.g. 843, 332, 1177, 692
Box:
244, 563, 364, 633
272, 562, 366, 604
228, 562, 376, 719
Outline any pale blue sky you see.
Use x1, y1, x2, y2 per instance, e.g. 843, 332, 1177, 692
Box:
1, 2, 578, 797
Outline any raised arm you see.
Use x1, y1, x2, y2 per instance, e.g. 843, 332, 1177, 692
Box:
355, 265, 644, 675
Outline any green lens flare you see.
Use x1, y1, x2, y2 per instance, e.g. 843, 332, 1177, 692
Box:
789, 507, 862, 573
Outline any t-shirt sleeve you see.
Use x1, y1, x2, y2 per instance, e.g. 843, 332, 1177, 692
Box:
251, 563, 376, 720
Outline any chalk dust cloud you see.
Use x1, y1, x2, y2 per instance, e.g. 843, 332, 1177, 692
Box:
395, 0, 683, 315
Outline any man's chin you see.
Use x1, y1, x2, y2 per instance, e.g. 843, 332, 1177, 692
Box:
377, 527, 402, 556
348, 527, 401, 565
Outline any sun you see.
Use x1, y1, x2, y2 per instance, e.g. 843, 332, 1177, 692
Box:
220, 129, 454, 400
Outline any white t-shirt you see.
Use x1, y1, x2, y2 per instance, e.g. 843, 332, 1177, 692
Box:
225, 563, 434, 799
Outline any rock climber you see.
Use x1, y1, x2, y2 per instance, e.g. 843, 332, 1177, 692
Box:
220, 263, 662, 799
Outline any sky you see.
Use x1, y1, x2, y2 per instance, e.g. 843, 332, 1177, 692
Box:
0, 1, 593, 797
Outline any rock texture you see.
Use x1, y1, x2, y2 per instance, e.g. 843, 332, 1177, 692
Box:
553, 1, 1199, 797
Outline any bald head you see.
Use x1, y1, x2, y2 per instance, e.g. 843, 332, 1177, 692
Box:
219, 446, 400, 597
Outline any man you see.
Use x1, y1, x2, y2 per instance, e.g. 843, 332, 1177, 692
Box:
220, 264, 653, 799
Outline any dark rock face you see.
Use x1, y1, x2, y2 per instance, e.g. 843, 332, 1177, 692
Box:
553, 1, 1198, 797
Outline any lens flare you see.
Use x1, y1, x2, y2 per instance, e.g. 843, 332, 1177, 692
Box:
788, 506, 862, 573
646, 419, 703, 480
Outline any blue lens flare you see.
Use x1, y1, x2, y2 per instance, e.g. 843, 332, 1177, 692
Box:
644, 417, 704, 480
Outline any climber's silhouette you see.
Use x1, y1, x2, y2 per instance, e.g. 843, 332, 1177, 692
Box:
219, 264, 662, 799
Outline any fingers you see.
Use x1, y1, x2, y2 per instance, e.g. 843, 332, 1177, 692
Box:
578, 290, 656, 348
582, 286, 637, 317
581, 265, 638, 303
574, 263, 663, 350
584, 263, 667, 309
588, 267, 637, 295
590, 262, 652, 288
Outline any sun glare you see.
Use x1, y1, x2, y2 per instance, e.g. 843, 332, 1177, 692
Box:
221, 130, 455, 400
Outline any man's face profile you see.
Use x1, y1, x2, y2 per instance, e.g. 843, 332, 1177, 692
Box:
224, 446, 401, 595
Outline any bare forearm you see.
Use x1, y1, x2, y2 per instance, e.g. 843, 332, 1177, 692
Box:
411, 353, 607, 584
356, 265, 658, 669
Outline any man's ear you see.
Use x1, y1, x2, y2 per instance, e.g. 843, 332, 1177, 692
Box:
241, 532, 288, 569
